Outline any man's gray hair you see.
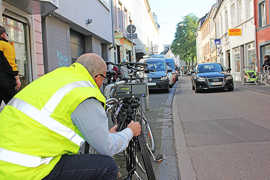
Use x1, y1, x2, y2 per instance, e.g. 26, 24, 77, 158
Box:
76, 53, 107, 77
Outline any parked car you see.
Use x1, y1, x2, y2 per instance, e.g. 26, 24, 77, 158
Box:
165, 58, 178, 86
191, 63, 234, 93
140, 58, 171, 92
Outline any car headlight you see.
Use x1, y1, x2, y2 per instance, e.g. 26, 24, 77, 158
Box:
225, 76, 233, 80
197, 77, 206, 82
161, 76, 168, 80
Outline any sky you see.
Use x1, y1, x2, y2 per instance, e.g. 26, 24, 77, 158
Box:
148, 0, 216, 48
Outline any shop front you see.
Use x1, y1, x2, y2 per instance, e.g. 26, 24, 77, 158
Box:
115, 32, 134, 63
1, 0, 58, 87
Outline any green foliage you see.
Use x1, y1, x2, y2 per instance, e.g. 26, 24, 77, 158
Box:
171, 14, 198, 66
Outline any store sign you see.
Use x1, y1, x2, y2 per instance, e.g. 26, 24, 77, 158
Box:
228, 29, 242, 36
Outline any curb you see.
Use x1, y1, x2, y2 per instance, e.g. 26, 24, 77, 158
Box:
172, 80, 197, 180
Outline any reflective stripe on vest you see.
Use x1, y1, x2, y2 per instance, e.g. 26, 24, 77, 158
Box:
9, 98, 84, 146
0, 148, 53, 168
0, 81, 93, 167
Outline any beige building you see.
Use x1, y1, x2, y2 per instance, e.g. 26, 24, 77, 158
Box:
121, 0, 160, 61
196, 4, 217, 64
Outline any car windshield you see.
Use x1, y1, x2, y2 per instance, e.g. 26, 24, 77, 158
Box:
166, 61, 175, 70
147, 61, 166, 72
197, 64, 223, 73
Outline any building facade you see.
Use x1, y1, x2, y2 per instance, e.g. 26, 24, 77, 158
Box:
197, 4, 217, 64
214, 0, 256, 81
0, 0, 56, 87
197, 14, 210, 64
124, 0, 160, 61
113, 0, 135, 63
42, 0, 113, 72
254, 0, 270, 71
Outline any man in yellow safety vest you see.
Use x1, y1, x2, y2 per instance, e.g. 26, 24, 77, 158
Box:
0, 53, 141, 180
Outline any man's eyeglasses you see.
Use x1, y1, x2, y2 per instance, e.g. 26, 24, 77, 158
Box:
95, 74, 106, 79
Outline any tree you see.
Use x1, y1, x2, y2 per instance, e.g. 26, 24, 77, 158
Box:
171, 14, 198, 67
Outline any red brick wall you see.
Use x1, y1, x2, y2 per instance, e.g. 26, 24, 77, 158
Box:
33, 15, 44, 77
255, 0, 270, 71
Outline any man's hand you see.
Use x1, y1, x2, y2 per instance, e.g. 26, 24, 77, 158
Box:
127, 121, 141, 137
15, 76, 21, 91
109, 125, 118, 133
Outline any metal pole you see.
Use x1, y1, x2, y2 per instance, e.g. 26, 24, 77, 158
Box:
110, 0, 116, 63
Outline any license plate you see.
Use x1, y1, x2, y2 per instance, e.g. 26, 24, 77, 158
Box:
210, 82, 222, 85
147, 82, 156, 86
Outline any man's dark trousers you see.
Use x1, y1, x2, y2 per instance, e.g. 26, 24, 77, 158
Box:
43, 154, 118, 180
0, 73, 16, 104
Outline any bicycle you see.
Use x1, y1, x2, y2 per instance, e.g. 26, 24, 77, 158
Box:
105, 62, 163, 180
258, 65, 270, 85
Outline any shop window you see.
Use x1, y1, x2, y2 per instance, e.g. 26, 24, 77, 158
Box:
3, 16, 30, 88
245, 43, 256, 71
261, 44, 270, 66
233, 47, 241, 72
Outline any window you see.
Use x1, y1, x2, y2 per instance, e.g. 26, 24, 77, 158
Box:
246, 0, 253, 19
237, 0, 242, 23
261, 44, 270, 66
231, 4, 236, 27
3, 16, 30, 87
220, 15, 223, 35
245, 42, 256, 71
259, 1, 267, 27
233, 47, 241, 72
225, 10, 228, 32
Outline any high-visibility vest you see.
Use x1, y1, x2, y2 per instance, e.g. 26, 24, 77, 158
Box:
0, 63, 106, 180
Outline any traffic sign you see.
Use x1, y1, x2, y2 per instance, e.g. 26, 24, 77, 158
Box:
214, 39, 221, 45
228, 29, 242, 36
127, 24, 136, 34
127, 33, 138, 39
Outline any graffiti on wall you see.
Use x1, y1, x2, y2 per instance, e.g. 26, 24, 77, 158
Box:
56, 50, 70, 67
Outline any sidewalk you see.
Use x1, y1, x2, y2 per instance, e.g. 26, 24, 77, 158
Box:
236, 82, 270, 96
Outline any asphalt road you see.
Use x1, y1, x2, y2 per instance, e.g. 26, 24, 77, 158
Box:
173, 77, 270, 180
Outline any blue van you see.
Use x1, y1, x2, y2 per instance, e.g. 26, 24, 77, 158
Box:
140, 58, 171, 92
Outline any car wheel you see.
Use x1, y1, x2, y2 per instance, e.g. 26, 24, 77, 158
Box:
228, 86, 234, 91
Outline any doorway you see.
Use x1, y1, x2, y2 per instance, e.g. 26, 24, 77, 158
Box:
226, 50, 231, 68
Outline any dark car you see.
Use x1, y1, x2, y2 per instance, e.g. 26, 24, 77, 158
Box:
140, 58, 171, 92
191, 63, 234, 93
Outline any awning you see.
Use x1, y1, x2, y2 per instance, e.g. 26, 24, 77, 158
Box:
3, 0, 58, 16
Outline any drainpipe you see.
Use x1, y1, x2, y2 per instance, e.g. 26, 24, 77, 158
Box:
110, 0, 116, 64
0, 0, 2, 25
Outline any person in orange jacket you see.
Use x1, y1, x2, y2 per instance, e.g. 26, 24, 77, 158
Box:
0, 25, 21, 104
